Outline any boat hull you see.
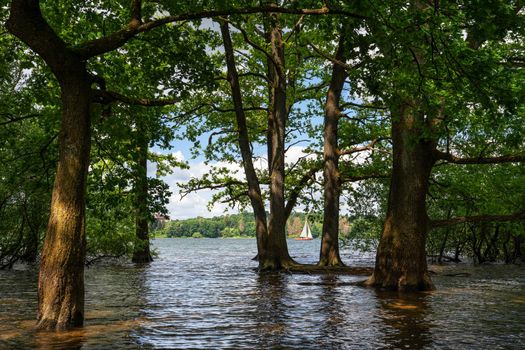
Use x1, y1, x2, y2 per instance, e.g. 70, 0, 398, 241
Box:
294, 237, 314, 241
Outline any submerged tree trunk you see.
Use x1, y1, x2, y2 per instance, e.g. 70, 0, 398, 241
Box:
7, 0, 93, 329
366, 102, 435, 291
132, 121, 153, 263
319, 30, 348, 267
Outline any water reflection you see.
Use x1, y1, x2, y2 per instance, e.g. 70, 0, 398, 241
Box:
375, 290, 433, 349
33, 329, 85, 350
317, 275, 346, 345
253, 273, 291, 348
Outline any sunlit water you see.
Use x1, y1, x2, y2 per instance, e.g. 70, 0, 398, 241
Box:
0, 238, 524, 349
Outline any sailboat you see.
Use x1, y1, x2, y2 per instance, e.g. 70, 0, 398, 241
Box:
295, 217, 314, 240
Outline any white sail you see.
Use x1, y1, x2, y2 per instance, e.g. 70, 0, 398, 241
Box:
299, 217, 313, 239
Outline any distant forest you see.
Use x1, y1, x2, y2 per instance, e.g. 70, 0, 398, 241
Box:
155, 212, 361, 240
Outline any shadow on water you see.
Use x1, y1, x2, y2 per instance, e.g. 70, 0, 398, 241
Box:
317, 275, 346, 342
374, 290, 433, 350
251, 273, 291, 349
33, 329, 86, 350
0, 264, 151, 350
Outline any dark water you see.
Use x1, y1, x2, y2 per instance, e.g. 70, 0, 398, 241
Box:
0, 238, 524, 349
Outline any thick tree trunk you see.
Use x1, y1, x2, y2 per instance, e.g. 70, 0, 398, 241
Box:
132, 122, 153, 263
7, 0, 93, 330
366, 102, 435, 291
37, 77, 92, 329
319, 31, 347, 267
219, 21, 269, 262
262, 16, 295, 269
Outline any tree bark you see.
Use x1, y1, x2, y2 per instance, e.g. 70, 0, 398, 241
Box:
37, 77, 92, 329
366, 102, 435, 291
132, 120, 153, 263
263, 12, 295, 269
7, 0, 92, 329
219, 21, 269, 263
319, 30, 348, 267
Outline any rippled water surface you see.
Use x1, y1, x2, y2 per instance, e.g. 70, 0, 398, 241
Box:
1, 238, 524, 349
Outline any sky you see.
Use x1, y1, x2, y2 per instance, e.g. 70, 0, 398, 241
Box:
150, 142, 317, 220
149, 84, 362, 220
147, 18, 356, 220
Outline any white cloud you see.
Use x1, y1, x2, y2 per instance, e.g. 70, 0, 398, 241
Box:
286, 145, 317, 164
158, 146, 322, 219
166, 190, 233, 220
159, 159, 242, 219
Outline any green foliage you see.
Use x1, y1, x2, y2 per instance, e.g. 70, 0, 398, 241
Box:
340, 216, 383, 251
157, 211, 350, 239
427, 163, 525, 263
158, 212, 255, 238
2, 0, 524, 267
0, 34, 58, 267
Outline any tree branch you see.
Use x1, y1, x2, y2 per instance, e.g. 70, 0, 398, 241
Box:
73, 5, 367, 59
210, 105, 268, 113
0, 113, 41, 126
226, 19, 276, 68
131, 0, 142, 25
93, 90, 178, 106
430, 209, 525, 229
341, 173, 390, 183
179, 180, 246, 199
6, 0, 77, 79
338, 137, 386, 156
285, 164, 322, 219
308, 41, 358, 71
239, 72, 270, 83
340, 101, 387, 110
284, 15, 305, 42
433, 150, 525, 164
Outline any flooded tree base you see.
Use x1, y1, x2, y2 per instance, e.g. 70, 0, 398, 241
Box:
364, 272, 436, 292
257, 262, 374, 276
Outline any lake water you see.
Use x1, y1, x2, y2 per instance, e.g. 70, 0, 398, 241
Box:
0, 238, 524, 349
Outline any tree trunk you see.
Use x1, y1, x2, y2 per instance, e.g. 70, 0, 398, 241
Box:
37, 77, 92, 329
514, 235, 522, 261
319, 30, 347, 267
21, 204, 40, 263
438, 209, 452, 263
219, 21, 269, 263
262, 15, 295, 269
366, 102, 435, 291
132, 121, 153, 263
7, 0, 93, 329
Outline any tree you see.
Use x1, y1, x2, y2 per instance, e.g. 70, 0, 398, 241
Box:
184, 3, 390, 270
318, 24, 349, 266
361, 0, 525, 290
6, 0, 230, 330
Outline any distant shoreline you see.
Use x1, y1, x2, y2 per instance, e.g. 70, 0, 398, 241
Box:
152, 235, 255, 239
152, 236, 305, 239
